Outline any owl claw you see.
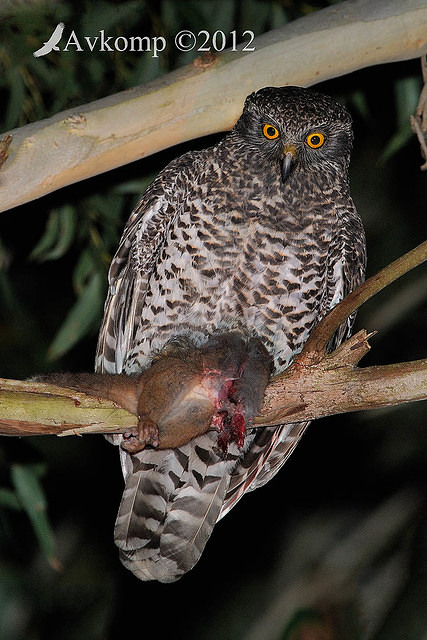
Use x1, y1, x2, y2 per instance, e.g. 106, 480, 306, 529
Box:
121, 417, 159, 453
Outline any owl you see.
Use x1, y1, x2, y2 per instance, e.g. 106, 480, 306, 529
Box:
95, 86, 366, 582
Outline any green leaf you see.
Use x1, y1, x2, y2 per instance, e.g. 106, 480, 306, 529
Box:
47, 271, 103, 360
5, 68, 26, 130
46, 205, 77, 261
0, 488, 21, 511
240, 0, 271, 34
129, 52, 162, 86
29, 209, 59, 261
30, 206, 77, 262
112, 175, 155, 195
349, 89, 372, 122
11, 464, 59, 569
380, 128, 414, 164
270, 4, 290, 29
82, 0, 143, 35
72, 249, 97, 294
380, 76, 421, 163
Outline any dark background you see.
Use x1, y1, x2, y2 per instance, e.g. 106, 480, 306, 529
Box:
0, 2, 426, 639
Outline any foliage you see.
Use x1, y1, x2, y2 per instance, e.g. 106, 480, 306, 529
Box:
0, 2, 426, 640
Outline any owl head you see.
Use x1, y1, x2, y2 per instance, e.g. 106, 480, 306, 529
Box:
234, 86, 353, 182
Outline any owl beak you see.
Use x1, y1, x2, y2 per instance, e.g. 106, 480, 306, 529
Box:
281, 144, 297, 183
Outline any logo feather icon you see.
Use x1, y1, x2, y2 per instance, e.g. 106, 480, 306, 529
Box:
33, 23, 65, 58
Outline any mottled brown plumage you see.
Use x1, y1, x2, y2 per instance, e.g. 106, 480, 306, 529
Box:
96, 86, 366, 582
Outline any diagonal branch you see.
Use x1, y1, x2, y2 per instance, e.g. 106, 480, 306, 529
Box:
410, 55, 427, 170
299, 239, 427, 360
0, 241, 425, 446
255, 240, 427, 425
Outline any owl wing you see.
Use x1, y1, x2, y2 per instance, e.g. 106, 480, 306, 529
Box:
95, 163, 182, 376
95, 165, 185, 482
219, 204, 367, 519
327, 203, 367, 349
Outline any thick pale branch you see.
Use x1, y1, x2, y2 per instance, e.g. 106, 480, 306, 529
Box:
0, 335, 425, 442
1, 0, 427, 212
0, 377, 136, 436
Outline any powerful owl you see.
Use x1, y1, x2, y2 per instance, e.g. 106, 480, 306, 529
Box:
95, 86, 366, 582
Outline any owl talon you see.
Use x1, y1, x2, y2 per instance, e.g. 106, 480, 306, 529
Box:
121, 417, 159, 453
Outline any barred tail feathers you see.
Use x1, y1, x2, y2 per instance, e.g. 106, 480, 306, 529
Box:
114, 433, 237, 583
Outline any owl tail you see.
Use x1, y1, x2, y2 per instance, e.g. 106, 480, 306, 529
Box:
113, 432, 238, 583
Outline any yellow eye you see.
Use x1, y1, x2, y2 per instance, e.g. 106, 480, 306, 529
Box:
306, 132, 325, 148
262, 124, 279, 140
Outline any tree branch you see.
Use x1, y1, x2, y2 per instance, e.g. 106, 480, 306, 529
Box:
410, 55, 427, 170
256, 334, 427, 426
1, 0, 426, 212
0, 376, 136, 436
297, 239, 427, 360
0, 241, 425, 446
256, 240, 427, 425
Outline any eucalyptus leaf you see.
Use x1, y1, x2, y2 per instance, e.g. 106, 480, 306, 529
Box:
82, 0, 143, 35
44, 205, 77, 261
380, 127, 414, 165
394, 75, 421, 127
47, 271, 103, 360
30, 206, 77, 262
112, 176, 155, 194
349, 89, 372, 122
0, 488, 21, 511
5, 69, 25, 130
29, 210, 60, 261
11, 464, 58, 567
380, 76, 421, 163
72, 249, 97, 293
240, 0, 271, 34
270, 4, 290, 29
